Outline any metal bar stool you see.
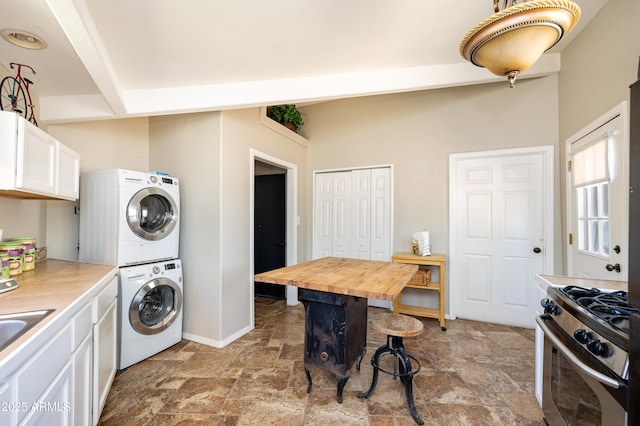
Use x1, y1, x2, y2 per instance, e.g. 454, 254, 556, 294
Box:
358, 313, 424, 425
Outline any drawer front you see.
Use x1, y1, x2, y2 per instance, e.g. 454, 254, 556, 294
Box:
72, 303, 93, 350
94, 276, 118, 321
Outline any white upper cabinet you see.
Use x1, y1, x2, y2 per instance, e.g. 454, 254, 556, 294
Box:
16, 119, 56, 194
56, 142, 80, 200
0, 111, 79, 200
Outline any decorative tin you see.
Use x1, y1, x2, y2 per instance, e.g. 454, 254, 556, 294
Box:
0, 243, 24, 276
9, 237, 36, 271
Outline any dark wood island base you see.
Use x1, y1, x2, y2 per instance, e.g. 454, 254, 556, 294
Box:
299, 288, 367, 403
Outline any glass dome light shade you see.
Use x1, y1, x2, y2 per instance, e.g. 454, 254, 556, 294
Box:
460, 0, 581, 86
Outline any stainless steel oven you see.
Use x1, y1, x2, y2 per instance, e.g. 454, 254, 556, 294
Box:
536, 286, 632, 425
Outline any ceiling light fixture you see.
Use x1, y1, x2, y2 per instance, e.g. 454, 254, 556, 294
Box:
460, 0, 580, 88
1, 29, 47, 50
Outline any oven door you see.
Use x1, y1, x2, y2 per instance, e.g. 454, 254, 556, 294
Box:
536, 315, 627, 426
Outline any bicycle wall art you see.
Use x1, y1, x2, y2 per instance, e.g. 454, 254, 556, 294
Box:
0, 62, 38, 127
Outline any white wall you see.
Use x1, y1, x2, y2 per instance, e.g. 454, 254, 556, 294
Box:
218, 108, 308, 340
0, 198, 46, 245
149, 112, 223, 344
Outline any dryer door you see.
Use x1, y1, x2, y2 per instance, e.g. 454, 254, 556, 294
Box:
127, 187, 178, 241
129, 277, 182, 335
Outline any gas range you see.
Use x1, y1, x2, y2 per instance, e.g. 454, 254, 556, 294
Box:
541, 285, 635, 381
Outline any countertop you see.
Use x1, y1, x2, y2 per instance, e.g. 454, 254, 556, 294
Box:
0, 259, 117, 366
537, 274, 627, 292
254, 257, 418, 300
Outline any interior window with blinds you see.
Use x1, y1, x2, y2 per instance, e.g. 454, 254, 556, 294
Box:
573, 138, 610, 256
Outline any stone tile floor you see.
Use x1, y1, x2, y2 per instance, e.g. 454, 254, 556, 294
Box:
99, 297, 544, 425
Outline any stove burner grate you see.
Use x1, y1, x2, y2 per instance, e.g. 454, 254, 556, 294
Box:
560, 286, 640, 334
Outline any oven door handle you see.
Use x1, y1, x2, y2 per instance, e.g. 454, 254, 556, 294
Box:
535, 315, 623, 389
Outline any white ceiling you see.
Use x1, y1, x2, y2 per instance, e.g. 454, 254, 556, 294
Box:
0, 0, 607, 123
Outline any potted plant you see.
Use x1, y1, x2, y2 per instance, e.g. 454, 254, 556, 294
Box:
267, 104, 304, 132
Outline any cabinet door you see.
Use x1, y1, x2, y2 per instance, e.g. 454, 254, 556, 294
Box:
92, 298, 117, 425
0, 380, 14, 425
20, 361, 72, 426
72, 334, 92, 426
56, 143, 80, 200
15, 325, 72, 424
16, 122, 56, 194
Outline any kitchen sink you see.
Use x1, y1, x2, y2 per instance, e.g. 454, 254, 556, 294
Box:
0, 309, 55, 352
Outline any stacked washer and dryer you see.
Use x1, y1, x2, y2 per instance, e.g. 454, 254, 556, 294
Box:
79, 169, 183, 370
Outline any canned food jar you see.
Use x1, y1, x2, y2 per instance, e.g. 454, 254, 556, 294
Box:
0, 255, 9, 279
9, 238, 36, 271
0, 243, 24, 276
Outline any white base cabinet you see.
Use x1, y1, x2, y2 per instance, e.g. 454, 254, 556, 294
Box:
0, 269, 118, 426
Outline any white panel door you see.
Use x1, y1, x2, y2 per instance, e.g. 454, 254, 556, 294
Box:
567, 107, 628, 280
451, 148, 550, 327
370, 168, 391, 261
332, 172, 351, 258
314, 173, 333, 259
352, 169, 371, 259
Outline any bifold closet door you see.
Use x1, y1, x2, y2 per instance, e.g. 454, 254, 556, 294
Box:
313, 168, 391, 261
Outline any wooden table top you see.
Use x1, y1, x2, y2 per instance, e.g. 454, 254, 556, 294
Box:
254, 257, 419, 301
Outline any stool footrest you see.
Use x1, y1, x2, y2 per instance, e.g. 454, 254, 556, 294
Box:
371, 352, 421, 378
358, 334, 424, 425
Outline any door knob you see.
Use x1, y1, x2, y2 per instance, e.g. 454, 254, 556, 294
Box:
533, 247, 542, 253
605, 263, 621, 273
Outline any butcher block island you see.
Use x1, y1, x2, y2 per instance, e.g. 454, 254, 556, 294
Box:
254, 257, 419, 300
254, 257, 418, 403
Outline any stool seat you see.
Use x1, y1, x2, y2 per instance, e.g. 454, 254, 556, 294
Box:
370, 313, 424, 338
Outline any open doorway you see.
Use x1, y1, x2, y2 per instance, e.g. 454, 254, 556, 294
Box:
249, 149, 299, 315
254, 160, 286, 298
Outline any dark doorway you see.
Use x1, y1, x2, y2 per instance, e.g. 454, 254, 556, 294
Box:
254, 170, 286, 298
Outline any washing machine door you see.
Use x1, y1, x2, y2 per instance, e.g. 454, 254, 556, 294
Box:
127, 187, 178, 241
129, 277, 182, 335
